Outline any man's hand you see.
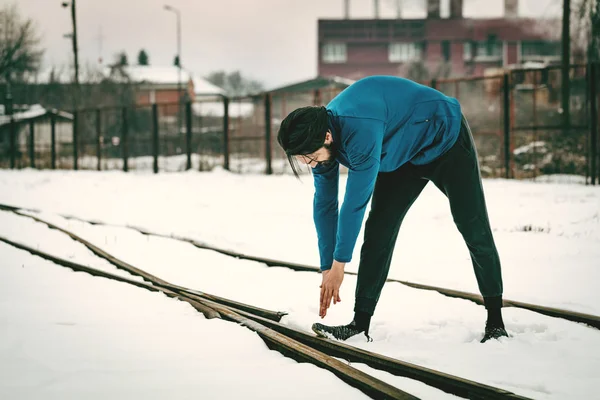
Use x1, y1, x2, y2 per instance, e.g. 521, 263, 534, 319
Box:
319, 261, 345, 318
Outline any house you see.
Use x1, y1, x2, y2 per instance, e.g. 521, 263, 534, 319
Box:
318, 0, 561, 81
0, 105, 73, 168
105, 65, 226, 115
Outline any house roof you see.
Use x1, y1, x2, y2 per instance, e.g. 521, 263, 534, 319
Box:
106, 65, 226, 96
267, 76, 355, 94
0, 104, 73, 127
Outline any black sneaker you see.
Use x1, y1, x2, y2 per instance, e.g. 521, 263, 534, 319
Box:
312, 320, 372, 342
480, 326, 509, 343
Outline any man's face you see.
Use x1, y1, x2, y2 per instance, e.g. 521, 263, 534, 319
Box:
295, 132, 334, 168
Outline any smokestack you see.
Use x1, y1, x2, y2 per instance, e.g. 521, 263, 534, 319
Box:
505, 0, 518, 18
374, 0, 380, 19
427, 0, 440, 19
450, 0, 463, 18
344, 0, 350, 19
396, 0, 402, 18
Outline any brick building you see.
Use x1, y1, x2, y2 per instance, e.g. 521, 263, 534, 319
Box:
318, 0, 561, 80
105, 65, 225, 116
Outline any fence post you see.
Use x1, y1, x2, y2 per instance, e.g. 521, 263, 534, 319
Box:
51, 112, 56, 169
122, 107, 129, 172
265, 94, 273, 175
96, 109, 102, 171
186, 101, 192, 170
73, 110, 79, 170
29, 119, 35, 168
152, 103, 159, 174
9, 116, 16, 169
223, 96, 230, 171
590, 62, 598, 185
431, 78, 437, 90
503, 73, 511, 179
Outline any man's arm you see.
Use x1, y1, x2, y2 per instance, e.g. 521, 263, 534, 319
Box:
319, 153, 380, 318
312, 161, 340, 271
333, 153, 380, 264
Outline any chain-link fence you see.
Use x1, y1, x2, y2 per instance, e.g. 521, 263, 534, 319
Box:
1, 64, 598, 184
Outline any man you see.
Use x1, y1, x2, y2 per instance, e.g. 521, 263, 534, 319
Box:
277, 75, 508, 344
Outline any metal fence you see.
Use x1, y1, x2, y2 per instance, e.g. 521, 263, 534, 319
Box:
1, 63, 598, 184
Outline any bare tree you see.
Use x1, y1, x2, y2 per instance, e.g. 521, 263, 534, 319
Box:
205, 70, 264, 96
0, 3, 43, 83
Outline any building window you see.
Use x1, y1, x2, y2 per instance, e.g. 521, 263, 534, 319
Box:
521, 41, 561, 61
442, 41, 451, 62
389, 42, 423, 63
473, 35, 502, 61
322, 43, 347, 63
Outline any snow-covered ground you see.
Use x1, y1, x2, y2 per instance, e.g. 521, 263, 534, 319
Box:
1, 168, 599, 399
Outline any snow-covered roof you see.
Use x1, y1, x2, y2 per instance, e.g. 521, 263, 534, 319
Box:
193, 77, 226, 96
106, 65, 225, 96
113, 65, 190, 84
0, 104, 73, 127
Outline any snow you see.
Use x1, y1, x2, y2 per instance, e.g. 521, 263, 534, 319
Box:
0, 105, 73, 127
0, 169, 599, 399
0, 242, 369, 400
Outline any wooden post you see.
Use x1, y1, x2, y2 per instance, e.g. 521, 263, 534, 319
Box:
29, 120, 35, 168
186, 101, 192, 170
223, 96, 230, 171
73, 111, 79, 170
561, 0, 571, 130
265, 94, 273, 175
590, 63, 598, 185
122, 107, 129, 172
152, 104, 159, 174
503, 73, 511, 179
96, 109, 102, 171
9, 117, 16, 169
51, 113, 56, 169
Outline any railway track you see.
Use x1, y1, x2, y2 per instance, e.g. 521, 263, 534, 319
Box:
1, 202, 599, 330
0, 209, 534, 399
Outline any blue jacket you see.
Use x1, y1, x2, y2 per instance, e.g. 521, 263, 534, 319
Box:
314, 75, 462, 271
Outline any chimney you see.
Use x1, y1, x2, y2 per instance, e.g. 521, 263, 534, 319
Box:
374, 0, 380, 19
450, 0, 463, 18
396, 0, 402, 18
505, 0, 518, 18
427, 0, 440, 19
344, 0, 350, 19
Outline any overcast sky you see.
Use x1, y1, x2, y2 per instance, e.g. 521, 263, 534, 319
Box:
8, 0, 561, 89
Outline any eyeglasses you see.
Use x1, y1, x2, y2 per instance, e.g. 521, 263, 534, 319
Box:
298, 153, 327, 167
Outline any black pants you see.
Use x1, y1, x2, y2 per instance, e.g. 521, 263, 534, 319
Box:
354, 116, 504, 316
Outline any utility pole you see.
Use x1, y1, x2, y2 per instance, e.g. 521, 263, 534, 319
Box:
71, 0, 79, 87
62, 1, 80, 102
561, 0, 570, 130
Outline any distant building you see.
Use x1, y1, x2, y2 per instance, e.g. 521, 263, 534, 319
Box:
0, 105, 73, 168
105, 65, 226, 116
318, 0, 561, 81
